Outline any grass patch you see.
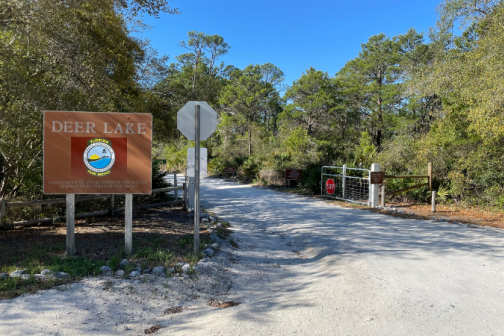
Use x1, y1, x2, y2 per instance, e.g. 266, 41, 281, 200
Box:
0, 207, 210, 300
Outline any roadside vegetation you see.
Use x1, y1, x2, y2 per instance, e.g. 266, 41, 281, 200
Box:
159, 0, 504, 212
2, 2, 504, 225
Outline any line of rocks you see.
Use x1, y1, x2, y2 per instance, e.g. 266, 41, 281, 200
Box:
0, 269, 69, 281
97, 238, 222, 279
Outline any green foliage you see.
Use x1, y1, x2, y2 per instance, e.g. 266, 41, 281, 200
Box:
436, 185, 451, 203
0, 0, 176, 200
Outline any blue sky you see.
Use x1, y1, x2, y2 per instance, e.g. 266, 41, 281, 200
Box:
138, 0, 442, 87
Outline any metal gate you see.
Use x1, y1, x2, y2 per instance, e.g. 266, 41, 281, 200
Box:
321, 166, 370, 205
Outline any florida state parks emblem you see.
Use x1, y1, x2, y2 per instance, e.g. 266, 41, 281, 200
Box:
83, 138, 115, 176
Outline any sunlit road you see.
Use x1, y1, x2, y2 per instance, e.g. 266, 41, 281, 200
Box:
166, 177, 504, 335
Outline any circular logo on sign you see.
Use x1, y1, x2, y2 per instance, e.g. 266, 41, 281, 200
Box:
83, 139, 115, 176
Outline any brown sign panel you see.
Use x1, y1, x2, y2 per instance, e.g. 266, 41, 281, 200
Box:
43, 111, 152, 194
225, 167, 236, 173
370, 172, 384, 184
286, 169, 303, 181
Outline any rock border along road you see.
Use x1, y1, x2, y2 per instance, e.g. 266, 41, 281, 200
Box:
1, 177, 504, 335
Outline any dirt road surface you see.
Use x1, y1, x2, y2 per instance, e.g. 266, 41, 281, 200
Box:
169, 178, 504, 335
2, 177, 504, 335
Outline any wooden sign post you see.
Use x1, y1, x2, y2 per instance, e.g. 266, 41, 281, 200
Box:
43, 111, 152, 256
285, 169, 303, 187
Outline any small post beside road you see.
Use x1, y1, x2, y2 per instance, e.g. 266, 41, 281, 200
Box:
431, 191, 436, 212
194, 104, 201, 255
66, 194, 75, 256
125, 194, 133, 255
381, 185, 386, 207
109, 194, 115, 216
174, 172, 178, 199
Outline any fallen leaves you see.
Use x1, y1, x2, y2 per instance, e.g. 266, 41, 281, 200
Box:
206, 299, 240, 308
163, 306, 184, 315
144, 324, 163, 334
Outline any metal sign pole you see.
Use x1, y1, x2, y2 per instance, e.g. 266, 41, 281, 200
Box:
194, 105, 200, 255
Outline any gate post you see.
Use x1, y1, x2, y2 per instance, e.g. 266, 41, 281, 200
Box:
342, 164, 347, 199
370, 163, 380, 208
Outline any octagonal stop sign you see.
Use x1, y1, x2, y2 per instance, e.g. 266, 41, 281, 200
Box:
326, 179, 335, 194
177, 101, 217, 140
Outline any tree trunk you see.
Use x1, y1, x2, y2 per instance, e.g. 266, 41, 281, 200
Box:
248, 128, 252, 156
376, 75, 383, 150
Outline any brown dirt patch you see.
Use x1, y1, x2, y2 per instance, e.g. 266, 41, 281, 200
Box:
164, 306, 185, 315
144, 324, 163, 334
327, 200, 504, 229
207, 299, 240, 308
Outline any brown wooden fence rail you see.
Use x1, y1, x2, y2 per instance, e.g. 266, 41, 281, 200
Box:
379, 163, 432, 207
0, 185, 185, 228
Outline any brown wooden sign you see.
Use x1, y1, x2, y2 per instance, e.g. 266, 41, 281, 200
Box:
286, 169, 303, 181
225, 167, 236, 173
43, 111, 152, 194
370, 172, 384, 184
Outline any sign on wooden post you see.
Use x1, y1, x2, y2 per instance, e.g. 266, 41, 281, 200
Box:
285, 169, 303, 180
43, 111, 152, 256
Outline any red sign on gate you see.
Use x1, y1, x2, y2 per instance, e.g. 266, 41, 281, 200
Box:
326, 179, 335, 194
225, 167, 236, 173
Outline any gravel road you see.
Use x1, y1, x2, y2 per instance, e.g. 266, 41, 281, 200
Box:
2, 177, 504, 335
168, 177, 504, 335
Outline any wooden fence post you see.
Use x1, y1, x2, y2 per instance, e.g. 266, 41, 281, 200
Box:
109, 194, 115, 216
66, 194, 75, 256
0, 198, 5, 227
431, 191, 436, 212
428, 162, 432, 191
125, 194, 133, 255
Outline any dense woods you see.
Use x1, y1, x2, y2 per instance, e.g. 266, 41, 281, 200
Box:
2, 0, 504, 209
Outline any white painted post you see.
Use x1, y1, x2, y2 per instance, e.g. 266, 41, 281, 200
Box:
125, 194, 133, 255
431, 191, 436, 212
66, 194, 75, 256
0, 198, 6, 227
342, 164, 347, 199
370, 163, 380, 208
174, 172, 178, 199
381, 185, 386, 207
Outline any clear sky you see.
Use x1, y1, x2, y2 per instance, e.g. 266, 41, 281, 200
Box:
138, 0, 442, 87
